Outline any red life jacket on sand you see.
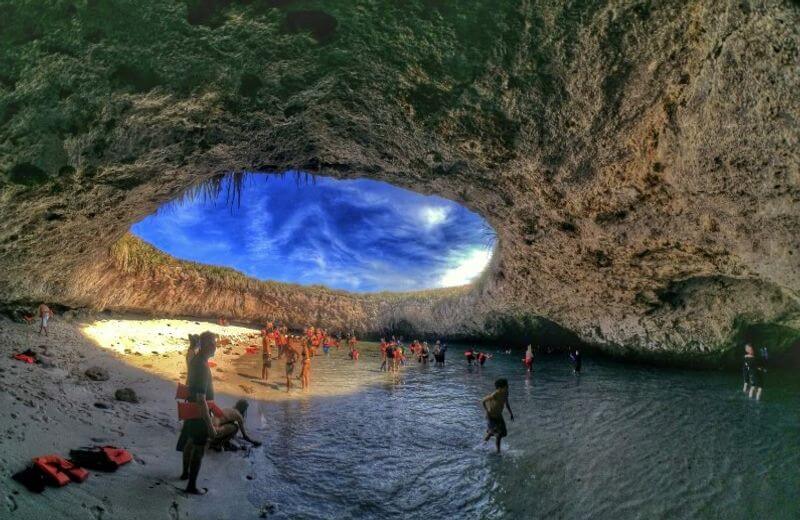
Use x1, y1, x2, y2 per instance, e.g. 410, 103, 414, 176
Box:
245, 345, 259, 354
13, 353, 36, 364
33, 455, 89, 486
102, 447, 132, 467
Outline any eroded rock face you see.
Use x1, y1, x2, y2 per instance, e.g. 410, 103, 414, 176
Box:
1, 1, 799, 363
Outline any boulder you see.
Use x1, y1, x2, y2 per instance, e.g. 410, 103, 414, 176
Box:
114, 388, 139, 403
85, 366, 110, 381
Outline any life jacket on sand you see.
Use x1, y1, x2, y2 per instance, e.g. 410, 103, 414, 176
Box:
102, 447, 132, 467
33, 455, 89, 486
69, 446, 132, 472
13, 353, 36, 364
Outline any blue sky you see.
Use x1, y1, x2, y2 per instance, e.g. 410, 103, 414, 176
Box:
132, 173, 494, 292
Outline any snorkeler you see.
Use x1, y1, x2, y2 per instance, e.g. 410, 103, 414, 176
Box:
742, 344, 765, 400
482, 378, 514, 453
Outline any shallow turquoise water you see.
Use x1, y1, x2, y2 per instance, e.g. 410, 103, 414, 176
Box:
246, 345, 800, 519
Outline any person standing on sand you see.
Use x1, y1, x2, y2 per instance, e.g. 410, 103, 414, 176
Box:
285, 346, 297, 392
185, 334, 200, 384
38, 303, 52, 336
261, 329, 274, 382
179, 331, 218, 495
300, 348, 311, 389
482, 378, 514, 453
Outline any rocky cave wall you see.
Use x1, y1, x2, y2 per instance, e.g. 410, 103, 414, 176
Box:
1, 0, 799, 363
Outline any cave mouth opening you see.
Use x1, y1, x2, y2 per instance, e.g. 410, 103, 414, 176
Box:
131, 172, 496, 293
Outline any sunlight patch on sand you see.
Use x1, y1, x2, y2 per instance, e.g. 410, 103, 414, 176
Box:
79, 317, 387, 402
81, 318, 256, 356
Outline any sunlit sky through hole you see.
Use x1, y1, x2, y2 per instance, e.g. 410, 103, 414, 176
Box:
132, 174, 495, 292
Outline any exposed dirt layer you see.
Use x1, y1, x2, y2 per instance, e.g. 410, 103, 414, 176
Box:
1, 1, 799, 362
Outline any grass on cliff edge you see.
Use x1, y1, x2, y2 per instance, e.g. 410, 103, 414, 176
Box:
110, 233, 473, 301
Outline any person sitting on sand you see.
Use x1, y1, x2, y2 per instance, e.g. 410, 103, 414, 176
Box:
482, 378, 514, 453
38, 303, 52, 336
209, 399, 262, 451
179, 331, 218, 495
300, 348, 311, 389
285, 347, 297, 392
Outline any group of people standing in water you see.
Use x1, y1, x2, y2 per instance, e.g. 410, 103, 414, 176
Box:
258, 323, 361, 391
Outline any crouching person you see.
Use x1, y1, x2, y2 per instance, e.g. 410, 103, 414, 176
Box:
210, 399, 262, 451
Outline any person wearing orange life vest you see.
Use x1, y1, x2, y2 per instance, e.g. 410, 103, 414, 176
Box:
379, 338, 388, 371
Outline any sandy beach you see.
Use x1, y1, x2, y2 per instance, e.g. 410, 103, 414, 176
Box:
0, 313, 377, 519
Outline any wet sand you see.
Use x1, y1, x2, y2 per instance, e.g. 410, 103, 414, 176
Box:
0, 313, 376, 519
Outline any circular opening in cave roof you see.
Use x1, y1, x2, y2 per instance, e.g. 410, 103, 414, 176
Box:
132, 172, 496, 292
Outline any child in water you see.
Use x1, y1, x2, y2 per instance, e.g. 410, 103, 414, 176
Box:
482, 378, 514, 453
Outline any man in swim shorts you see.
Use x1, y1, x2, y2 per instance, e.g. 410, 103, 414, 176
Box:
38, 303, 52, 336
178, 331, 218, 494
482, 378, 514, 453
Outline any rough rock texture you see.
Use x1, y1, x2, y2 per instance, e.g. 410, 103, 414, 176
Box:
1, 1, 799, 364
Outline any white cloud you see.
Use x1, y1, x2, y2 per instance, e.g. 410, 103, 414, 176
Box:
419, 206, 450, 230
437, 248, 492, 287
